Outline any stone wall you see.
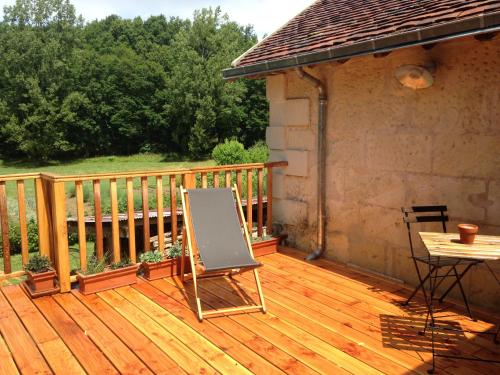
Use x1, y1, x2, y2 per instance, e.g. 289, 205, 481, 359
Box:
266, 35, 500, 309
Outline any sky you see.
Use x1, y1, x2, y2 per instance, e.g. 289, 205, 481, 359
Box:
0, 0, 314, 38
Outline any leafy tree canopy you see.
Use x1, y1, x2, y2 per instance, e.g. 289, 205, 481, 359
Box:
0, 0, 268, 161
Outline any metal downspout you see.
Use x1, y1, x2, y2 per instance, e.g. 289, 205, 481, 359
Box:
295, 67, 328, 260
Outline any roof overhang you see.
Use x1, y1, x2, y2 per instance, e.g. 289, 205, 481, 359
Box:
222, 12, 500, 80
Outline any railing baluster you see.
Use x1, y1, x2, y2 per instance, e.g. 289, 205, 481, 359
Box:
141, 177, 150, 251
246, 169, 253, 234
52, 180, 70, 292
213, 172, 219, 188
16, 180, 29, 265
201, 172, 208, 189
170, 175, 177, 244
236, 170, 242, 196
225, 171, 231, 187
75, 181, 87, 271
267, 167, 273, 235
110, 178, 120, 262
0, 181, 11, 274
126, 178, 136, 263
35, 178, 51, 257
156, 176, 164, 252
257, 168, 264, 237
93, 180, 104, 259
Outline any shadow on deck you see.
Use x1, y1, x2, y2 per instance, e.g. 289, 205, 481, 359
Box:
0, 247, 498, 374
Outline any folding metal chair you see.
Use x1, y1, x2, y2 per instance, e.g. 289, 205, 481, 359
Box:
401, 205, 481, 319
180, 185, 266, 321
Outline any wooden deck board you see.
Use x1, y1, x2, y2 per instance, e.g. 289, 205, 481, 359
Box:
0, 289, 52, 374
72, 290, 184, 374
0, 249, 498, 374
0, 328, 19, 375
53, 292, 152, 374
34, 296, 118, 374
2, 286, 84, 375
97, 289, 217, 374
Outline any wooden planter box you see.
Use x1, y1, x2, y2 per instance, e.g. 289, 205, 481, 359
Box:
77, 264, 140, 295
252, 236, 284, 257
22, 269, 59, 298
141, 256, 190, 280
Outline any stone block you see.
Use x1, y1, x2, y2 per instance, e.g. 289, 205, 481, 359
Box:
287, 128, 315, 150
284, 150, 309, 177
273, 198, 308, 226
325, 166, 345, 202
269, 150, 286, 163
344, 168, 406, 209
285, 175, 313, 202
326, 132, 366, 168
284, 99, 310, 126
266, 127, 286, 150
269, 101, 286, 127
405, 174, 486, 222
432, 134, 500, 179
366, 132, 432, 174
486, 180, 500, 225
272, 173, 286, 199
325, 232, 350, 264
266, 74, 286, 102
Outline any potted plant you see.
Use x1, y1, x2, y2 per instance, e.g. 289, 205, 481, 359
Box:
251, 234, 286, 257
140, 241, 189, 280
23, 254, 59, 298
77, 254, 139, 295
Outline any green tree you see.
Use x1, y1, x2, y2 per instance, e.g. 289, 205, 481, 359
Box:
0, 1, 268, 161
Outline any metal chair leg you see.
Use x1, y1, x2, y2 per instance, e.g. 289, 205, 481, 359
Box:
438, 263, 473, 302
427, 260, 437, 374
438, 264, 475, 320
405, 263, 434, 305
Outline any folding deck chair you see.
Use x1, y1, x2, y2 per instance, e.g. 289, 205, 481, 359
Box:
180, 185, 266, 321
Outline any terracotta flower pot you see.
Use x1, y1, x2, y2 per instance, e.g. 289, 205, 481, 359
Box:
458, 224, 479, 245
26, 269, 57, 293
77, 264, 140, 295
141, 256, 190, 280
251, 236, 285, 257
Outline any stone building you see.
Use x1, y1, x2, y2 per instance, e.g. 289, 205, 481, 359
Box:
224, 0, 500, 309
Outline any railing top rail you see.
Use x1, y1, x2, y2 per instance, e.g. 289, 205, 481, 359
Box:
36, 161, 288, 182
0, 172, 41, 182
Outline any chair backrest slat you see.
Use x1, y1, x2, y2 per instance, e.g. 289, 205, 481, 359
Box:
403, 215, 449, 224
401, 205, 448, 258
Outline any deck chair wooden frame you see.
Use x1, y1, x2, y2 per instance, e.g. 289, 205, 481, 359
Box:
180, 184, 266, 321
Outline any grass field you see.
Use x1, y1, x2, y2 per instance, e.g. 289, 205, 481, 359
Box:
0, 154, 215, 218
0, 154, 214, 281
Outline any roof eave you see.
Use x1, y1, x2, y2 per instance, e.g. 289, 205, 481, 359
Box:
222, 12, 500, 80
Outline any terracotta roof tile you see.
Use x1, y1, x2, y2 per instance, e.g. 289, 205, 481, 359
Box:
233, 0, 500, 68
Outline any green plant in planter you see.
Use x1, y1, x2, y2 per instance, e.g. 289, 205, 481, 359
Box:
251, 235, 272, 243
24, 254, 52, 273
109, 258, 132, 270
167, 241, 183, 259
82, 255, 106, 275
139, 250, 163, 263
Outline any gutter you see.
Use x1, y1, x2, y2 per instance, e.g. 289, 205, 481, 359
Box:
295, 67, 327, 261
223, 12, 500, 80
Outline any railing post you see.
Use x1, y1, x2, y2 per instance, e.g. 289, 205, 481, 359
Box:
50, 180, 71, 292
0, 181, 11, 274
35, 177, 53, 258
266, 167, 273, 235
183, 173, 196, 189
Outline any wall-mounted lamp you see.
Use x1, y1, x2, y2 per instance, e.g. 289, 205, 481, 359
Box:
394, 62, 436, 89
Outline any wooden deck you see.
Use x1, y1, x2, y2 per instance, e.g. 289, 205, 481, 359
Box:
0, 248, 498, 374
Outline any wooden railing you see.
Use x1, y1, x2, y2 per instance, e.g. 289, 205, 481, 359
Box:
0, 161, 287, 292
